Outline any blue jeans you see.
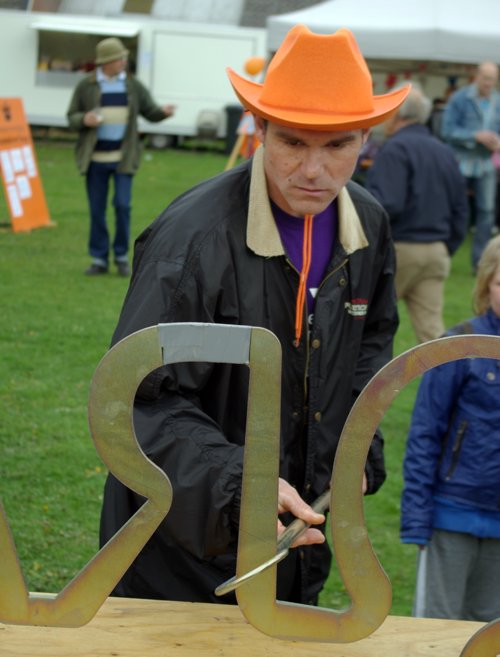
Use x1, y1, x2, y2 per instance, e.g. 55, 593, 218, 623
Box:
466, 170, 497, 269
86, 161, 133, 263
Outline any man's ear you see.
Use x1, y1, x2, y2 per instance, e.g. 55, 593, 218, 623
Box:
253, 114, 267, 143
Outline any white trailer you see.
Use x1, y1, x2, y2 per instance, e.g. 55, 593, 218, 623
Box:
0, 9, 266, 142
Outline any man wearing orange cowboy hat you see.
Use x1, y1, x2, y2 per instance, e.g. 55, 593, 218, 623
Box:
100, 25, 409, 604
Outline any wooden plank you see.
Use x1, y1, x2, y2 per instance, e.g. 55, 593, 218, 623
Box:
0, 598, 485, 657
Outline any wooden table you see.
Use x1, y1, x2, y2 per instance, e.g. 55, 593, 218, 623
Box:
0, 598, 484, 657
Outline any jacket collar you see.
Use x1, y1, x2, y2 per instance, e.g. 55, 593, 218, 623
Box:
96, 67, 127, 82
247, 146, 368, 257
88, 71, 131, 84
466, 83, 498, 112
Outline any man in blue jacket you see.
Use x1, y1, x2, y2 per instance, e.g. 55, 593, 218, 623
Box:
442, 62, 500, 271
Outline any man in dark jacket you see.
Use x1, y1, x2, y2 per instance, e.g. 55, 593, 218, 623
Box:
100, 25, 410, 605
366, 86, 468, 343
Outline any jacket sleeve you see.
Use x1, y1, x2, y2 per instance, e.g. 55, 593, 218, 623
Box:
66, 80, 87, 130
134, 78, 170, 123
351, 201, 399, 495
441, 93, 478, 149
110, 222, 244, 559
400, 359, 467, 544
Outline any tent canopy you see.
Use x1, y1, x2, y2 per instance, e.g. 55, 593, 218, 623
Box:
267, 0, 500, 65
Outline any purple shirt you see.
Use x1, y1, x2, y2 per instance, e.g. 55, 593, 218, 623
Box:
272, 201, 338, 317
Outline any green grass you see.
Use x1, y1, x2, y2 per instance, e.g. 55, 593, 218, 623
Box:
0, 139, 475, 615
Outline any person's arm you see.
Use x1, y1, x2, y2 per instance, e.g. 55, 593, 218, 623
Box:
66, 82, 87, 130
66, 79, 99, 130
349, 207, 399, 494
441, 95, 480, 149
400, 359, 466, 545
133, 78, 176, 123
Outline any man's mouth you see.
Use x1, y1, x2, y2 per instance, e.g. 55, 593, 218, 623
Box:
297, 187, 325, 195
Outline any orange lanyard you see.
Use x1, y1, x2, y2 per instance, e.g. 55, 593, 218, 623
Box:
294, 213, 314, 347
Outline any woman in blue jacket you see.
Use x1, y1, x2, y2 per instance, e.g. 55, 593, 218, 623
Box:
401, 234, 500, 621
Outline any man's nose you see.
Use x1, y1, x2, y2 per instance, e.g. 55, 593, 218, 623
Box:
302, 150, 324, 178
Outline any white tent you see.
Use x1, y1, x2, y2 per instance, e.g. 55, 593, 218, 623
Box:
267, 0, 500, 65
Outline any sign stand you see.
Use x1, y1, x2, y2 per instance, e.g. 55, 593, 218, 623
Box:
0, 98, 51, 232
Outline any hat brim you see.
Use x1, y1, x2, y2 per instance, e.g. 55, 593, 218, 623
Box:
96, 49, 129, 65
227, 68, 410, 131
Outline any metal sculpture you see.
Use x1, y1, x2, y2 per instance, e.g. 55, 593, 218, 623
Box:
0, 324, 499, 655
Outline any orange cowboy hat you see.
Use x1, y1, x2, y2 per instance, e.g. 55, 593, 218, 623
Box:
227, 24, 410, 130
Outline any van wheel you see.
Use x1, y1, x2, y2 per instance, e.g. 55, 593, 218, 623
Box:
148, 134, 177, 149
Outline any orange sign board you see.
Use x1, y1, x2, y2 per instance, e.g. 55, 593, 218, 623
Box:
0, 98, 51, 232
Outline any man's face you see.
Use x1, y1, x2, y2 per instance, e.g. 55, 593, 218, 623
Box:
102, 57, 127, 77
475, 63, 499, 98
254, 116, 368, 217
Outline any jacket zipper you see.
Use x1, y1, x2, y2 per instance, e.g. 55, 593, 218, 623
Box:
445, 420, 468, 480
286, 255, 349, 429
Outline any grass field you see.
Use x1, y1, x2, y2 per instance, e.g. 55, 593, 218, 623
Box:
0, 138, 476, 616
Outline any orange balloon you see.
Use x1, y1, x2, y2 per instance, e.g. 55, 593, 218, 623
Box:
244, 56, 265, 77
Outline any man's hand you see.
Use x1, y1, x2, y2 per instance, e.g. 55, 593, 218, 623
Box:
83, 110, 103, 128
277, 478, 325, 547
162, 104, 176, 118
475, 130, 500, 151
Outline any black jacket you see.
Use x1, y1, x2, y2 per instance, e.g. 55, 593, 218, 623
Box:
100, 148, 398, 605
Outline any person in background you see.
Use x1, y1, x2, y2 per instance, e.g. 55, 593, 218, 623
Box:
426, 97, 446, 139
366, 86, 468, 343
401, 234, 500, 621
441, 62, 500, 272
99, 25, 410, 604
67, 37, 175, 277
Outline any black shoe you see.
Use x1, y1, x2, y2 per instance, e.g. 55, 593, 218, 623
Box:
115, 261, 131, 277
85, 263, 108, 276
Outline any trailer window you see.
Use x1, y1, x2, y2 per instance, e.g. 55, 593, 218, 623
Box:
33, 30, 138, 88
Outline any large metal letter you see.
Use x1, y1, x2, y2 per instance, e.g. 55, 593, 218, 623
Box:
235, 334, 500, 644
0, 325, 172, 626
0, 323, 279, 627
